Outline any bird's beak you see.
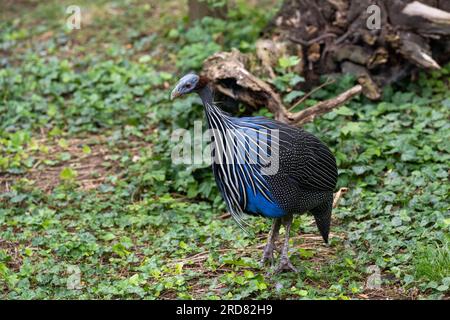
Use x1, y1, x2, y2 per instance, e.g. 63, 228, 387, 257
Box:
170, 85, 182, 100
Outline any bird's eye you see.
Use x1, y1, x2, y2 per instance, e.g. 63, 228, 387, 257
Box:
185, 83, 192, 89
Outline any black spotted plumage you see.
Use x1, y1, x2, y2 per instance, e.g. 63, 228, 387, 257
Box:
240, 116, 337, 235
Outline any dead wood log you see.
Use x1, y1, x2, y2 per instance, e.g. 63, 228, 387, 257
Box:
341, 61, 381, 100
396, 31, 441, 69
202, 49, 362, 125
202, 49, 289, 121
402, 1, 450, 25
258, 0, 450, 99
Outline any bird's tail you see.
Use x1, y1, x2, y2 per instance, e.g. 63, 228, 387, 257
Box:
311, 195, 333, 244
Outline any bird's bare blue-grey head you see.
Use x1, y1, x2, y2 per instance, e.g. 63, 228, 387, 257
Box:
170, 73, 208, 100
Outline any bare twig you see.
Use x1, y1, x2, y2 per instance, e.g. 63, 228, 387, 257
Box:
218, 212, 231, 219
288, 77, 335, 111
289, 33, 337, 46
333, 187, 348, 208
288, 85, 362, 125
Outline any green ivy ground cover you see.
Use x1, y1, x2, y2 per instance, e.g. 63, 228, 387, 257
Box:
0, 0, 449, 299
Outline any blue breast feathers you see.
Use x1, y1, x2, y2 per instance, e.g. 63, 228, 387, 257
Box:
244, 184, 286, 218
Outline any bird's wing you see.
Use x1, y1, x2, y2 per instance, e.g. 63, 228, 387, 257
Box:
286, 129, 338, 191
238, 116, 338, 191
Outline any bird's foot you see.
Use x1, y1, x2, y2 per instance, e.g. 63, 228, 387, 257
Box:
274, 256, 298, 274
260, 243, 277, 267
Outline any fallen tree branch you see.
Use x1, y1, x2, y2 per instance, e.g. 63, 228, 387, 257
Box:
202, 49, 362, 126
288, 85, 362, 125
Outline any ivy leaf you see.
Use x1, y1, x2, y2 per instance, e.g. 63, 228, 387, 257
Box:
60, 167, 77, 181
58, 139, 69, 149
391, 216, 402, 227
278, 55, 301, 69
341, 122, 361, 135
82, 145, 92, 154
336, 106, 354, 116
283, 90, 304, 104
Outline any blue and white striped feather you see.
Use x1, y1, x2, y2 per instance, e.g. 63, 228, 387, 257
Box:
204, 102, 287, 229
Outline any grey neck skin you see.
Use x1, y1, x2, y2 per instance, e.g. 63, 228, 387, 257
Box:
197, 85, 220, 129
197, 85, 214, 107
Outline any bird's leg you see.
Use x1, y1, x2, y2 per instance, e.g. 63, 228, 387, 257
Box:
274, 214, 298, 273
261, 218, 281, 266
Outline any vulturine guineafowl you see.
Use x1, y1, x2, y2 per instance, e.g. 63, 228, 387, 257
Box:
171, 73, 338, 273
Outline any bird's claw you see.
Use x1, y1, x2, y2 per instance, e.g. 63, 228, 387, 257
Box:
274, 257, 298, 274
